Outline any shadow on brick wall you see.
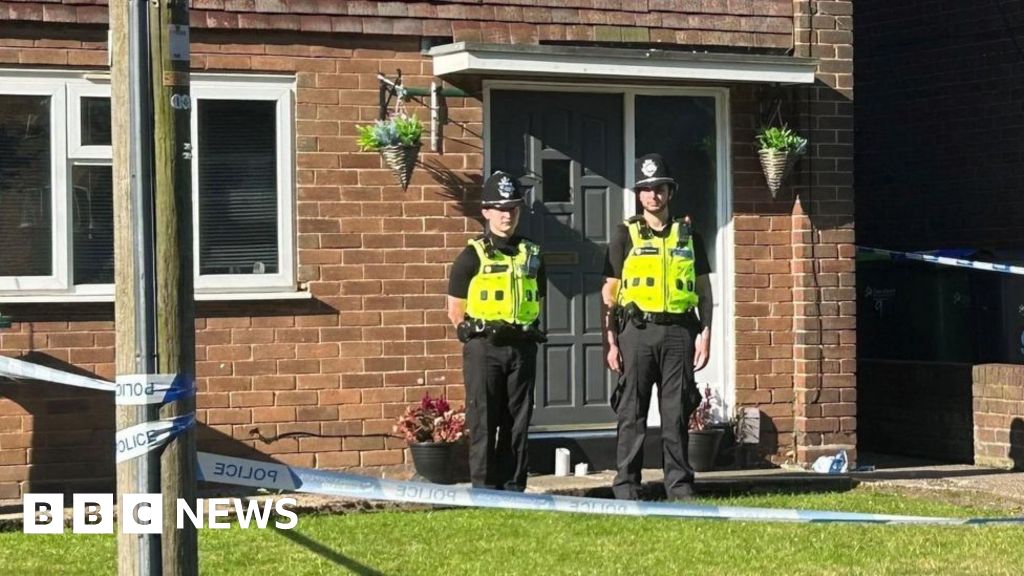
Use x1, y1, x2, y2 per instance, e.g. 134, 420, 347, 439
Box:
420, 158, 484, 222
1, 352, 115, 498
1012, 418, 1024, 471
738, 82, 855, 234
794, 83, 855, 232
857, 360, 974, 464
756, 413, 781, 467
1, 351, 292, 500
196, 298, 339, 320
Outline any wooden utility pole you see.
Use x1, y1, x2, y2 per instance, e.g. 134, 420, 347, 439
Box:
112, 0, 195, 574
151, 0, 197, 573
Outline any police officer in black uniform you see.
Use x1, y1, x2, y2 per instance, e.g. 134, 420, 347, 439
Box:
447, 171, 546, 491
602, 153, 714, 501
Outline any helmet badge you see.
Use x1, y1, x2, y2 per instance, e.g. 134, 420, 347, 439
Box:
498, 176, 515, 198
641, 159, 658, 178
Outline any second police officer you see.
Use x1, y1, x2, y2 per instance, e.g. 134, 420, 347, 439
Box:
447, 171, 546, 492
602, 153, 714, 501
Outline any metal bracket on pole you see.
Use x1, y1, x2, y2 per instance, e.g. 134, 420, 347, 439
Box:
126, 1, 160, 574
380, 72, 463, 153
430, 81, 447, 153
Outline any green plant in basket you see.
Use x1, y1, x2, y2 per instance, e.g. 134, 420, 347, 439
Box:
356, 114, 423, 152
356, 113, 424, 189
756, 125, 807, 154
755, 125, 807, 196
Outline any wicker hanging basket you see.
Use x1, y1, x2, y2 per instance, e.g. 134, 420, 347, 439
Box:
380, 143, 421, 190
758, 148, 802, 197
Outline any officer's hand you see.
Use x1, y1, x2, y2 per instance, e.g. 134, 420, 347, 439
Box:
606, 344, 622, 374
694, 329, 710, 371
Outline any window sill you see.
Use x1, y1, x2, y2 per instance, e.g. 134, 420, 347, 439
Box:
0, 290, 313, 304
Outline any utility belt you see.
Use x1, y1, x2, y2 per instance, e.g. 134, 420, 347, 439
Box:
614, 302, 698, 330
457, 317, 547, 345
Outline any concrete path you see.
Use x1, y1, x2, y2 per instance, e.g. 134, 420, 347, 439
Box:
528, 454, 1024, 511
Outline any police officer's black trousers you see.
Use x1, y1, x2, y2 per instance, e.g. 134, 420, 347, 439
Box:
613, 321, 698, 500
463, 337, 537, 491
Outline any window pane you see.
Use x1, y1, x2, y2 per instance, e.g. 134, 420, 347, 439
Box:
198, 100, 279, 276
72, 165, 114, 284
541, 158, 571, 202
0, 95, 52, 276
81, 97, 111, 146
635, 95, 718, 268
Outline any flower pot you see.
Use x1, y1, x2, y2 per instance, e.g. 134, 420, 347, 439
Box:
688, 428, 725, 473
409, 441, 455, 484
758, 148, 801, 197
380, 143, 420, 190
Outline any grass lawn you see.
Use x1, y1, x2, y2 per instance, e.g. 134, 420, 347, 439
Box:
2, 488, 1022, 575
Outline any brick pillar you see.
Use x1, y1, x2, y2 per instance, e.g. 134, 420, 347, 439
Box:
973, 364, 1024, 470
791, 0, 856, 464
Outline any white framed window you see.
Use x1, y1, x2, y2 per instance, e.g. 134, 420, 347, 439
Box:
190, 77, 295, 293
0, 71, 297, 301
0, 77, 68, 291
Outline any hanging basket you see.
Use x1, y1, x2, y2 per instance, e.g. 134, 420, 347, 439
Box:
379, 143, 421, 190
758, 149, 802, 197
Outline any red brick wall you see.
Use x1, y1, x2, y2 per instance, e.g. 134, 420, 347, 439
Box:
790, 0, 855, 464
0, 0, 794, 49
0, 27, 485, 498
973, 364, 1024, 470
728, 0, 854, 465
0, 0, 857, 498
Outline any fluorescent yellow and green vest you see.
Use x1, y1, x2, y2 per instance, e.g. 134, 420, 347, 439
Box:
617, 218, 699, 313
465, 238, 541, 325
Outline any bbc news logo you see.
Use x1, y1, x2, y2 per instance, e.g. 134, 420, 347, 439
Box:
23, 494, 298, 534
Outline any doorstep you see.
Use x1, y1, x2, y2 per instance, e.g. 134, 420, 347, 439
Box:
526, 467, 855, 498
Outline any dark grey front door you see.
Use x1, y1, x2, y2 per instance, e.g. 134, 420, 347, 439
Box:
490, 90, 623, 428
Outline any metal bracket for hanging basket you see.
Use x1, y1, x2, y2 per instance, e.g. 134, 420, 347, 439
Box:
372, 71, 471, 188
759, 149, 802, 197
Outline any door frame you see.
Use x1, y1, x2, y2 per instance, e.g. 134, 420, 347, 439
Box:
483, 80, 736, 423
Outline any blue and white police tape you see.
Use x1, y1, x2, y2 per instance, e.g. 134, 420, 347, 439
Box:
857, 246, 1024, 276
116, 413, 195, 463
7, 351, 1023, 525
0, 354, 116, 392
115, 373, 195, 405
0, 358, 195, 462
196, 451, 1024, 526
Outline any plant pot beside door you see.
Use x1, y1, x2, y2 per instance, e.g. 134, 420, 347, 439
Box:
408, 441, 456, 484
394, 393, 467, 485
688, 428, 725, 473
687, 384, 724, 472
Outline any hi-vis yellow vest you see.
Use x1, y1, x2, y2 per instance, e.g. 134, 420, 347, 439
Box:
465, 238, 541, 325
617, 218, 699, 313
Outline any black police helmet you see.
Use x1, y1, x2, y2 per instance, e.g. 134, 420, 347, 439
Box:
481, 171, 524, 208
633, 153, 677, 192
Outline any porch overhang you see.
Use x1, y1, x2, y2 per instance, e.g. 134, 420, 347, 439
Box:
428, 42, 817, 85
